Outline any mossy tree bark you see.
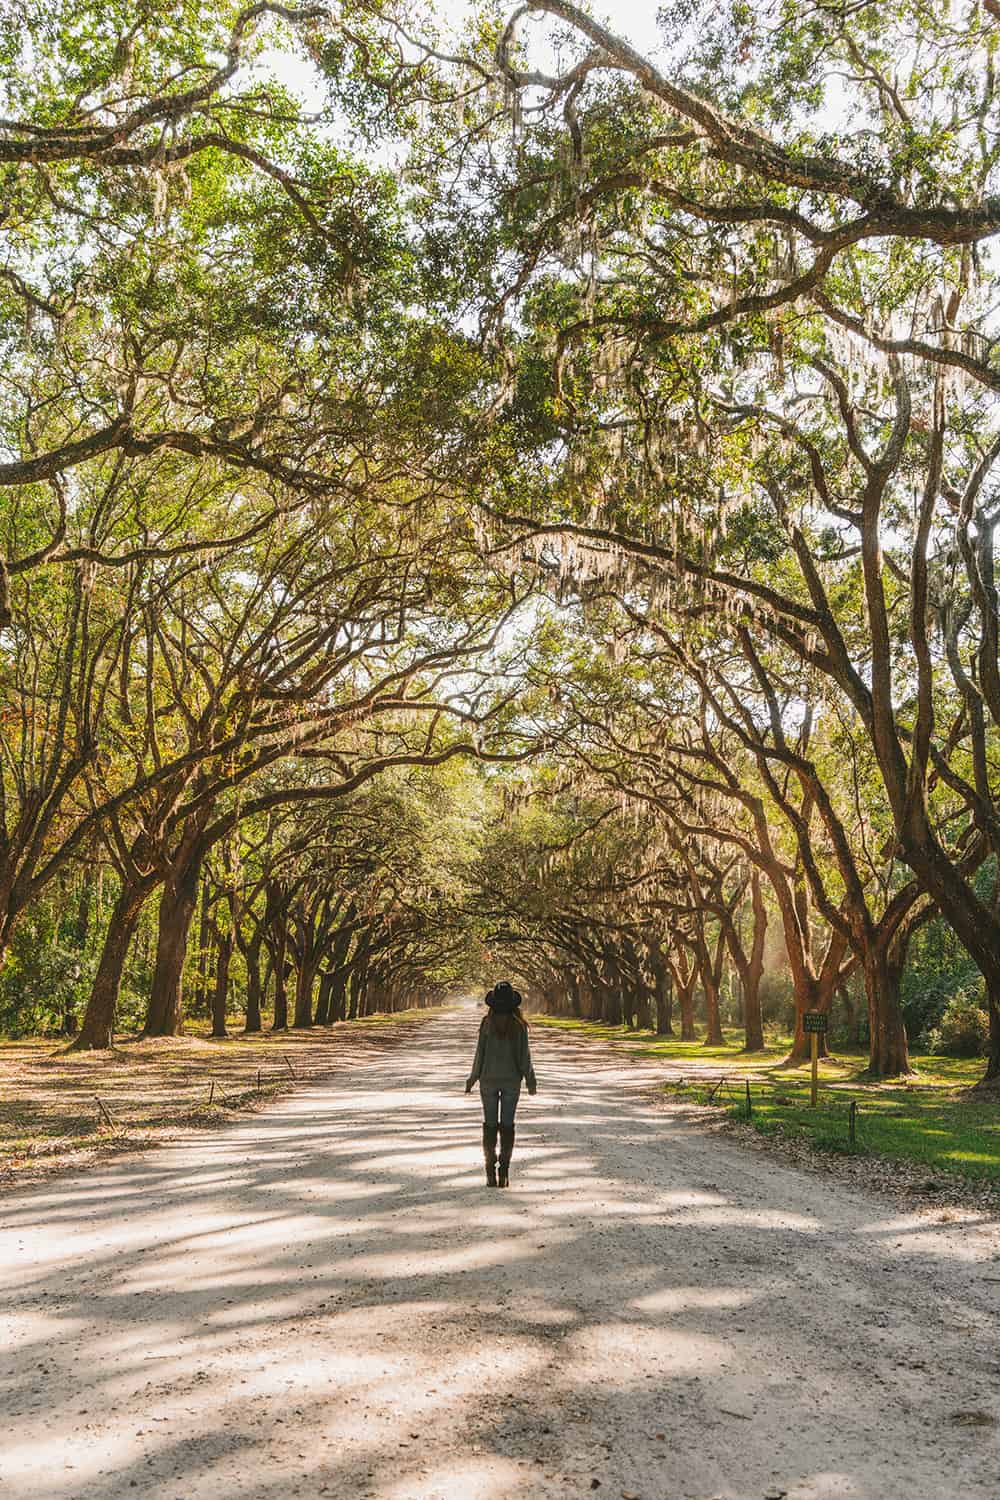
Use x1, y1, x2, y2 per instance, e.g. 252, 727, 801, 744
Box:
71, 882, 150, 1050
210, 919, 233, 1039
144, 854, 202, 1038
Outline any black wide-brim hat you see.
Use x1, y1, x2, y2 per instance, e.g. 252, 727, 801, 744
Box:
485, 981, 522, 1013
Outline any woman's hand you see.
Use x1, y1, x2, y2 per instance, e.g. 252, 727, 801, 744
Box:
527, 1083, 537, 1096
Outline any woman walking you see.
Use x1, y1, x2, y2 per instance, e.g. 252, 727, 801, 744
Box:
465, 981, 537, 1187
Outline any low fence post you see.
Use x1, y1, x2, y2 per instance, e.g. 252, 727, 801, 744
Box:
708, 1075, 727, 1103
95, 1096, 117, 1129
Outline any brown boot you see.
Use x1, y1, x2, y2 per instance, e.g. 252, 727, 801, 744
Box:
498, 1125, 515, 1188
483, 1124, 498, 1186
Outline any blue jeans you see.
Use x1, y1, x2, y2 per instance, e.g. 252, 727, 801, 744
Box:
480, 1080, 521, 1129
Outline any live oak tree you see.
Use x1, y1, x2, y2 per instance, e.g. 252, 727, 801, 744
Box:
188, 760, 486, 1035
442, 0, 1000, 1082
69, 512, 536, 1047
1, 0, 535, 1047
1, 0, 416, 956
5, 0, 1000, 1073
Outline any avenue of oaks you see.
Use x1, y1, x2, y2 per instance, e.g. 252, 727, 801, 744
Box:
2, 2, 1000, 1085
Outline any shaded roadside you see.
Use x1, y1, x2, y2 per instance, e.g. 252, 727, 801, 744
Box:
0, 1009, 445, 1191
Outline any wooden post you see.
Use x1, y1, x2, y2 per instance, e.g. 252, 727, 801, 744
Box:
803, 1011, 826, 1108
745, 1078, 752, 1118
849, 1098, 857, 1148
209, 1080, 215, 1105
283, 1054, 295, 1079
95, 1096, 117, 1129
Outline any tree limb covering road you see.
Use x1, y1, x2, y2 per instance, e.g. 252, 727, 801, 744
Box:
1, 1010, 998, 1499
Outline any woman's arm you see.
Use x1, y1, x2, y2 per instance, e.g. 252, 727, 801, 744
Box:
519, 1028, 537, 1094
465, 1026, 486, 1090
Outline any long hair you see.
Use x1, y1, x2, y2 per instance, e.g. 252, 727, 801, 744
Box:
485, 1007, 526, 1040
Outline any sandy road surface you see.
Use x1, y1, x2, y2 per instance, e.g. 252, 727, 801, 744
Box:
1, 1009, 999, 1500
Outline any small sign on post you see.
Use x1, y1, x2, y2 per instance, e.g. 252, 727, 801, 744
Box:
803, 1011, 828, 1107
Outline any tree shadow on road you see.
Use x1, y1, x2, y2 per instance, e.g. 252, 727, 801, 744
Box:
0, 1020, 996, 1500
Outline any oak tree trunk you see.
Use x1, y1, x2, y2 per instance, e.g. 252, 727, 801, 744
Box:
72, 883, 147, 1050
271, 919, 289, 1031
653, 969, 673, 1035
784, 979, 833, 1064
144, 859, 201, 1037
741, 873, 767, 1052
211, 927, 232, 1039
293, 961, 315, 1029
742, 971, 765, 1053
314, 971, 333, 1026
862, 939, 912, 1078
982, 985, 1000, 1086
244, 949, 263, 1034
678, 983, 697, 1041
327, 970, 347, 1023
900, 816, 1000, 1086
702, 977, 724, 1046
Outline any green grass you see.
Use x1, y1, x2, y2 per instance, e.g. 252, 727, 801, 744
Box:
712, 1076, 999, 1181
530, 1014, 999, 1185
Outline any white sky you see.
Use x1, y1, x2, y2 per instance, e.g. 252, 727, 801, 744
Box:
467, 1, 666, 52
268, 3, 668, 108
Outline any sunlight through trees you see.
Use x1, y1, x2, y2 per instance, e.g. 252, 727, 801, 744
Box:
2, 0, 1000, 1091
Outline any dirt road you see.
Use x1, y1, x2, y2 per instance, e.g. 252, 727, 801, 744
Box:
1, 1009, 998, 1499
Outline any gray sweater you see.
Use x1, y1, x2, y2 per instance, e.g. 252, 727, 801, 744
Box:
467, 1017, 537, 1091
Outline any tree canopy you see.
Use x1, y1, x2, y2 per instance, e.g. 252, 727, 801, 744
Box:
2, 0, 1000, 1086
